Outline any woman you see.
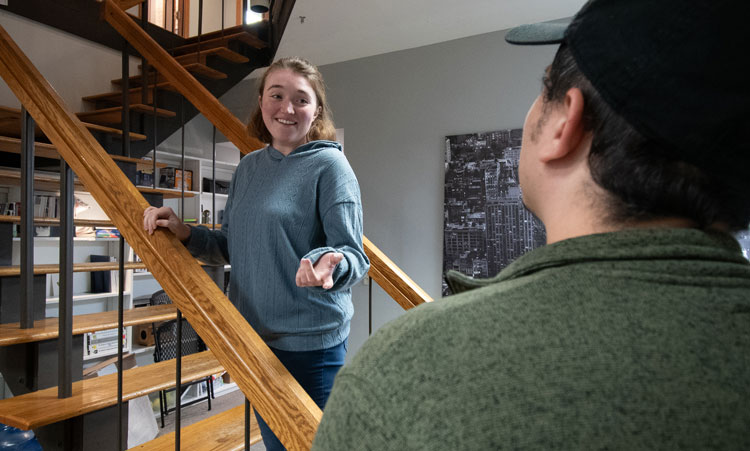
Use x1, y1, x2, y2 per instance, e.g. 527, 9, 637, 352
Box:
143, 57, 370, 450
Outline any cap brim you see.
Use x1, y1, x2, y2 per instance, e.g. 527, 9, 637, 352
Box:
505, 22, 568, 45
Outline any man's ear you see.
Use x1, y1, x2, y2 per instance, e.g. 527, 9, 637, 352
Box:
541, 87, 587, 163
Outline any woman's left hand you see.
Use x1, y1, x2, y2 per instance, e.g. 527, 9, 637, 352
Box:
296, 253, 344, 290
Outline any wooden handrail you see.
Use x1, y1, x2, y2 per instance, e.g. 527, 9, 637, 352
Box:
364, 236, 433, 309
0, 21, 320, 451
0, 215, 114, 227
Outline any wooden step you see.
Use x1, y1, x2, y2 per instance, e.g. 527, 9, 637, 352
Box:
171, 31, 266, 56
82, 81, 174, 106
0, 106, 146, 141
175, 47, 249, 65
0, 261, 147, 278
76, 104, 176, 125
112, 63, 227, 87
0, 304, 176, 346
0, 350, 222, 430
0, 167, 194, 198
0, 136, 165, 170
131, 405, 262, 451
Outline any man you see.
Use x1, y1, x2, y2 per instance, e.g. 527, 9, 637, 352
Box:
312, 0, 750, 449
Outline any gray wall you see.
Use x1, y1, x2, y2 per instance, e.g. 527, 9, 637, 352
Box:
315, 29, 557, 360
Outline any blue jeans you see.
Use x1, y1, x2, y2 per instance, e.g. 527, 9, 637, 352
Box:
255, 339, 347, 451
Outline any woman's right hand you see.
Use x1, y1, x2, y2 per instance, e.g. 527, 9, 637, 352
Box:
143, 206, 192, 242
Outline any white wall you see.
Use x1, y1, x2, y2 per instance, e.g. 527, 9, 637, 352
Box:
0, 10, 141, 113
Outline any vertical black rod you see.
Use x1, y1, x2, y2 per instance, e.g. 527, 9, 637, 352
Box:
197, 0, 204, 56
242, 0, 248, 25
58, 161, 74, 398
221, 0, 225, 34
244, 398, 250, 450
180, 97, 185, 220
368, 277, 373, 336
19, 108, 34, 329
175, 310, 183, 450
122, 40, 131, 158
152, 83, 158, 190
117, 236, 125, 451
212, 126, 216, 230
141, 0, 150, 106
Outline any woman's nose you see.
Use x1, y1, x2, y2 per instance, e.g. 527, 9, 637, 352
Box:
283, 101, 294, 113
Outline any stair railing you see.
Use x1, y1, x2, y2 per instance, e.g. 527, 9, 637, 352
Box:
0, 22, 321, 451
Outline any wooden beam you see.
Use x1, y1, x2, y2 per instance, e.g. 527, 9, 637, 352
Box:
0, 18, 319, 451
0, 304, 176, 346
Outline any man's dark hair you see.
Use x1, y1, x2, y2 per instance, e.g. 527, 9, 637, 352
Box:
543, 44, 750, 231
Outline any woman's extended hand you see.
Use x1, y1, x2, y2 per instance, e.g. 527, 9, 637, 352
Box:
295, 253, 344, 290
143, 206, 192, 242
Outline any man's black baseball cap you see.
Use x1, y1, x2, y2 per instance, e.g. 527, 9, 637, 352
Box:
505, 0, 749, 189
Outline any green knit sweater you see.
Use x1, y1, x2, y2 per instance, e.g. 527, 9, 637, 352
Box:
313, 228, 750, 450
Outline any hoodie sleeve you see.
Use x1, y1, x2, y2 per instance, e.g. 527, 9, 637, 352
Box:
303, 152, 370, 291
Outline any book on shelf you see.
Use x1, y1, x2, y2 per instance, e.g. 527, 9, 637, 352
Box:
85, 328, 128, 358
94, 227, 120, 238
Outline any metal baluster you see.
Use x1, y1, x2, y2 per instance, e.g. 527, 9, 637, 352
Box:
122, 40, 131, 158
19, 108, 34, 330
153, 82, 158, 190
197, 0, 203, 59
180, 96, 185, 220
212, 126, 216, 230
368, 276, 373, 335
175, 310, 183, 451
242, 0, 248, 25
245, 398, 251, 450
58, 161, 74, 398
117, 236, 125, 451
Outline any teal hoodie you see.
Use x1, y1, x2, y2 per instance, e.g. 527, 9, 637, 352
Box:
186, 140, 370, 351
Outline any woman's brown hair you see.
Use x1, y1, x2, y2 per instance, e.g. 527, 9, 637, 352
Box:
248, 57, 336, 145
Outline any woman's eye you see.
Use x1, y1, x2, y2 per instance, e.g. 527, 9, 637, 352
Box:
270, 94, 282, 100
298, 98, 310, 105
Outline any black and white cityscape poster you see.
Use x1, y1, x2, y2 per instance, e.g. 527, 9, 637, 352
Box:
442, 128, 546, 296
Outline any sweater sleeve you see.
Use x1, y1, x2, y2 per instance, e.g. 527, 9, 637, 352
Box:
184, 170, 236, 265
303, 153, 370, 292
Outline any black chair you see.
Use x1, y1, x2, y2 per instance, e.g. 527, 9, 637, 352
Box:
150, 291, 214, 428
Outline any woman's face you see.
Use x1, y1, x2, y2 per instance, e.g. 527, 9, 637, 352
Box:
259, 68, 320, 155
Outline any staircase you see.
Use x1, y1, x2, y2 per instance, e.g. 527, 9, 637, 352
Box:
0, 1, 433, 450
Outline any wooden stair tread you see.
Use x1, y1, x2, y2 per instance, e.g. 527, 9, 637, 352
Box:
0, 167, 193, 198
0, 106, 146, 141
0, 136, 165, 169
82, 81, 173, 105
0, 261, 147, 277
131, 404, 262, 451
76, 104, 176, 125
0, 304, 176, 346
0, 215, 114, 227
175, 47, 249, 65
0, 350, 222, 430
171, 31, 266, 56
112, 63, 227, 86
